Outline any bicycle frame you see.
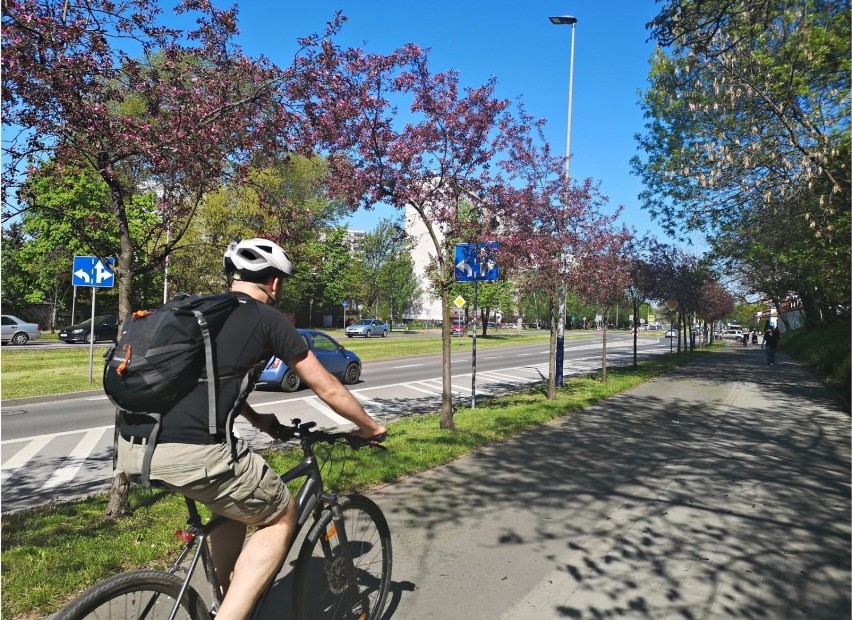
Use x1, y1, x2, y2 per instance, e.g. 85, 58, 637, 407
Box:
162, 426, 346, 620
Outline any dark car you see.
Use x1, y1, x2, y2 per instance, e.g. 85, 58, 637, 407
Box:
256, 329, 362, 392
59, 315, 119, 344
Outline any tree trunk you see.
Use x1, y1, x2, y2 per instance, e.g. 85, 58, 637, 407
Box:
105, 472, 132, 519
105, 173, 135, 516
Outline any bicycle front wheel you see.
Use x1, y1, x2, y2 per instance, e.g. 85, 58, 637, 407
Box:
56, 569, 210, 620
293, 494, 392, 620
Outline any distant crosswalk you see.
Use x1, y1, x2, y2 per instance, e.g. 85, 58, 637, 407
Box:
1, 346, 667, 513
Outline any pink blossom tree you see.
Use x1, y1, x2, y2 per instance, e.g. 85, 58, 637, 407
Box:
311, 45, 526, 429
497, 114, 626, 396
572, 227, 633, 382
2, 1, 358, 321
2, 1, 387, 517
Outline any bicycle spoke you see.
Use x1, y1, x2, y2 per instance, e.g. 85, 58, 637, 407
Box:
294, 495, 392, 620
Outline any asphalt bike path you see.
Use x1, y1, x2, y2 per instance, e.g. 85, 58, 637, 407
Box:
353, 345, 850, 619
41, 344, 849, 619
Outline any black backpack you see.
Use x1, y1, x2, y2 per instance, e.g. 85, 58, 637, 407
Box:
104, 292, 241, 485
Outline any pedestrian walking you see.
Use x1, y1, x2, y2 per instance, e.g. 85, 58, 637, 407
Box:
762, 324, 781, 365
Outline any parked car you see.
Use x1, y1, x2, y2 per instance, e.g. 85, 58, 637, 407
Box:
665, 329, 679, 338
344, 318, 390, 338
450, 319, 467, 335
1, 314, 42, 345
257, 329, 362, 392
59, 315, 119, 343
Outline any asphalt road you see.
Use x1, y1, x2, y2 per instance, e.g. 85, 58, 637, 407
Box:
1, 334, 669, 513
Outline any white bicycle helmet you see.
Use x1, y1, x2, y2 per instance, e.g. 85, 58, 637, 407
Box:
223, 238, 294, 279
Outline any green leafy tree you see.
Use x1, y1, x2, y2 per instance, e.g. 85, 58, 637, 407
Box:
167, 156, 350, 313
452, 280, 514, 336
1, 223, 30, 315
635, 0, 850, 324
380, 253, 421, 327
359, 219, 410, 319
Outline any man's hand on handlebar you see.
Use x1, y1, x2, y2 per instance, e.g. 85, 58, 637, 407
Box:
252, 412, 284, 436
351, 423, 387, 441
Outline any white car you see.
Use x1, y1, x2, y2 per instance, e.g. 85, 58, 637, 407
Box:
1, 314, 42, 345
665, 329, 678, 338
345, 318, 390, 338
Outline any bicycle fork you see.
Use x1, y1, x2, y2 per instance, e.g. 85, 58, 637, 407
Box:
323, 497, 372, 620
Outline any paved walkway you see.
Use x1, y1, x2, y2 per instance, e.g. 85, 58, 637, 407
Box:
358, 345, 851, 619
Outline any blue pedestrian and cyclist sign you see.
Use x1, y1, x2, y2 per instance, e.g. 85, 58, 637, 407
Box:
454, 242, 499, 282
72, 256, 115, 288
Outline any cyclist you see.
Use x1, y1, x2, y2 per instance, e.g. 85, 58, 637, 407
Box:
116, 238, 387, 620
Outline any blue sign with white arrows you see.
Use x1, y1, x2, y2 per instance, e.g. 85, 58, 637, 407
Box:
72, 256, 115, 288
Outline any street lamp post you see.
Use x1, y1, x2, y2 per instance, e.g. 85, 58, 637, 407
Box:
549, 14, 577, 387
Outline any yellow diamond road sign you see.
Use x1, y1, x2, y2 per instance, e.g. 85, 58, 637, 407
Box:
666, 298, 679, 312
453, 295, 466, 309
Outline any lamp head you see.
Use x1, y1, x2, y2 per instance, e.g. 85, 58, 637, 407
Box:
549, 15, 577, 25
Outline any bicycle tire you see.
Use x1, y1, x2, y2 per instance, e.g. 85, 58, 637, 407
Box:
293, 494, 392, 620
56, 569, 210, 620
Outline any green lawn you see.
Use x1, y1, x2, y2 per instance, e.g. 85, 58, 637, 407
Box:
0, 350, 695, 619
0, 322, 845, 618
0, 328, 579, 400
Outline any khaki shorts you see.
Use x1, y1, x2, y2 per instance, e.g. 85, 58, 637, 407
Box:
116, 436, 290, 527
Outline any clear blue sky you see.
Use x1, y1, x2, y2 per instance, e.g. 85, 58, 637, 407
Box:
235, 1, 666, 240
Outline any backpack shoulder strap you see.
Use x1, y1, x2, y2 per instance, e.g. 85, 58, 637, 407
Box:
191, 308, 218, 437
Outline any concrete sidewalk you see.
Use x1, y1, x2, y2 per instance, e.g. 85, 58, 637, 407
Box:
362, 345, 851, 619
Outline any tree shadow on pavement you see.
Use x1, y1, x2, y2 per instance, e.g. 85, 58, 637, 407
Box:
375, 349, 851, 619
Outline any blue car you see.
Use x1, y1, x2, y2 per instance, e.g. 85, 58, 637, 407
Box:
257, 329, 362, 392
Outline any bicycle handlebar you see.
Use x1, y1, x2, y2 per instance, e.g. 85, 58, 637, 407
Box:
269, 418, 387, 451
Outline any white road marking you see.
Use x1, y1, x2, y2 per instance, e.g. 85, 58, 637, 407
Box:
1, 435, 52, 482
407, 383, 441, 395
303, 397, 349, 425
41, 427, 108, 490
1, 426, 112, 445
352, 391, 377, 404
393, 364, 423, 369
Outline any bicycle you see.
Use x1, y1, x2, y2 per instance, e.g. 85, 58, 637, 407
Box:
57, 419, 393, 620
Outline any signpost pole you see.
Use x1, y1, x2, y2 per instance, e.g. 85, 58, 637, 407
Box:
89, 288, 97, 382
72, 255, 115, 383
71, 285, 77, 325
471, 281, 478, 409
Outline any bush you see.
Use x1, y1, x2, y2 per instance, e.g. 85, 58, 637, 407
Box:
781, 321, 851, 408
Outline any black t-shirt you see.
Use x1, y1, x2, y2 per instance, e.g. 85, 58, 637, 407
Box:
121, 292, 308, 444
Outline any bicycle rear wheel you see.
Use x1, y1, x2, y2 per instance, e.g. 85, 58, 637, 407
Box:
56, 569, 210, 620
293, 494, 392, 620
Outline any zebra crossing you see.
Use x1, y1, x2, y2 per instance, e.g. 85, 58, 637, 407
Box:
1, 346, 666, 513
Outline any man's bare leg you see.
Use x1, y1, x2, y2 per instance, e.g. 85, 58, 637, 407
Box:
214, 499, 297, 620
209, 517, 246, 596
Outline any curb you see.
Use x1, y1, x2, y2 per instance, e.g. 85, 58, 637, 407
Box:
1, 390, 104, 407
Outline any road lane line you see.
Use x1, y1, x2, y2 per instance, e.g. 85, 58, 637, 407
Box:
407, 383, 441, 394
303, 397, 349, 425
1, 426, 112, 445
479, 370, 528, 382
352, 391, 377, 404
41, 427, 108, 490
393, 364, 423, 369
1, 435, 53, 482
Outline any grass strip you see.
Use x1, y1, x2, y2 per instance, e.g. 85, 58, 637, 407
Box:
1, 350, 693, 619
0, 330, 575, 400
